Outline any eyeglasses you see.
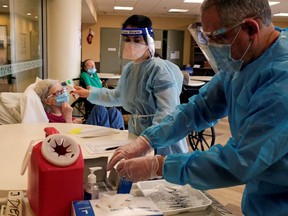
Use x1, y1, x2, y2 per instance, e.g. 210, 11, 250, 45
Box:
202, 20, 245, 43
46, 87, 67, 99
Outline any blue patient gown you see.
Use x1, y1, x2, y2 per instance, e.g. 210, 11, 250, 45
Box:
142, 29, 288, 215
87, 57, 188, 155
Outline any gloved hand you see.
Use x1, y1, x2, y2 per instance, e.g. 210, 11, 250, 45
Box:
71, 86, 90, 98
116, 155, 163, 182
107, 136, 152, 171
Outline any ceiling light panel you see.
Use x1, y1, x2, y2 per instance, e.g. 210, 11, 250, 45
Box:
269, 1, 280, 6
273, 12, 288, 16
169, 9, 189, 12
114, 6, 133, 10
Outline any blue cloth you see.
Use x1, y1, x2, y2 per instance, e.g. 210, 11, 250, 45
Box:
142, 29, 288, 215
87, 57, 188, 156
86, 105, 124, 129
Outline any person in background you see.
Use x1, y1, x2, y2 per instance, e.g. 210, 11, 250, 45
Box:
34, 79, 124, 129
103, 0, 288, 215
80, 58, 125, 126
72, 14, 188, 156
80, 59, 103, 89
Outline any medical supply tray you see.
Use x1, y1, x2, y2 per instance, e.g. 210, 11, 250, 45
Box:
137, 179, 212, 215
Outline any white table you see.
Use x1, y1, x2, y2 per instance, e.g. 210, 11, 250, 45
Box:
97, 73, 121, 80
0, 123, 136, 192
0, 123, 238, 216
186, 80, 206, 87
190, 76, 213, 82
97, 73, 121, 88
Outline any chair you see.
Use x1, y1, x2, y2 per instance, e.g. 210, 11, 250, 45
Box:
69, 67, 108, 121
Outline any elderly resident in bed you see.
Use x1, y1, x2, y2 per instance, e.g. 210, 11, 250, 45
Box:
34, 79, 124, 129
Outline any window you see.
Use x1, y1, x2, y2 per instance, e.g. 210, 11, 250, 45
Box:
0, 0, 45, 92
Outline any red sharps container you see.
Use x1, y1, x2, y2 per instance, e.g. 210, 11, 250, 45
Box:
27, 127, 84, 216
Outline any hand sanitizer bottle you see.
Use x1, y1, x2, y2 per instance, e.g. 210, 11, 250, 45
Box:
84, 167, 102, 200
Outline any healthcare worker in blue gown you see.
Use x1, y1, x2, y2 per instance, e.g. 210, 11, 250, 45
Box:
104, 1, 288, 216
73, 14, 188, 156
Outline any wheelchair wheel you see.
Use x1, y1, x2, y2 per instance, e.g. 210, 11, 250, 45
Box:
188, 127, 215, 151
71, 98, 88, 121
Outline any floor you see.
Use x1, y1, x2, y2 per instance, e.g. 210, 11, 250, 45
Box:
189, 117, 244, 216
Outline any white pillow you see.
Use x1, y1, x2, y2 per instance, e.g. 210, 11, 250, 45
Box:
20, 78, 49, 123
0, 92, 22, 124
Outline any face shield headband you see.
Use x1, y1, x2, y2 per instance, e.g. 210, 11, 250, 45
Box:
121, 27, 155, 58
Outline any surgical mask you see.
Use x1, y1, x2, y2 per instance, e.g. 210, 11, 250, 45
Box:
208, 28, 251, 72
87, 67, 96, 75
123, 42, 148, 60
55, 92, 69, 106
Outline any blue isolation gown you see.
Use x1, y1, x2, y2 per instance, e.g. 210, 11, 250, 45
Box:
87, 57, 188, 155
142, 29, 288, 215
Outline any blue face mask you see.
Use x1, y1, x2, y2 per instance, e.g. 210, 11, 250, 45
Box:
208, 43, 244, 72
55, 92, 69, 106
87, 67, 96, 75
207, 29, 251, 73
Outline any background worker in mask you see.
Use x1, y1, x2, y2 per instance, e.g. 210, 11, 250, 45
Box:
73, 14, 188, 156
105, 0, 288, 215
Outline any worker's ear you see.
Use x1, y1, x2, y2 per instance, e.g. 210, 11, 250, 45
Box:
243, 19, 259, 40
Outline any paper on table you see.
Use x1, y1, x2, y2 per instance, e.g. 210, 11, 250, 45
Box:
84, 139, 131, 154
68, 127, 120, 138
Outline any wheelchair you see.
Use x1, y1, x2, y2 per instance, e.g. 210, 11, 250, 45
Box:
69, 78, 94, 122
180, 84, 216, 151
71, 97, 91, 122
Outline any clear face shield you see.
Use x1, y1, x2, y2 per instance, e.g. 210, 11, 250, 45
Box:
188, 21, 251, 73
188, 23, 220, 73
118, 27, 155, 64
